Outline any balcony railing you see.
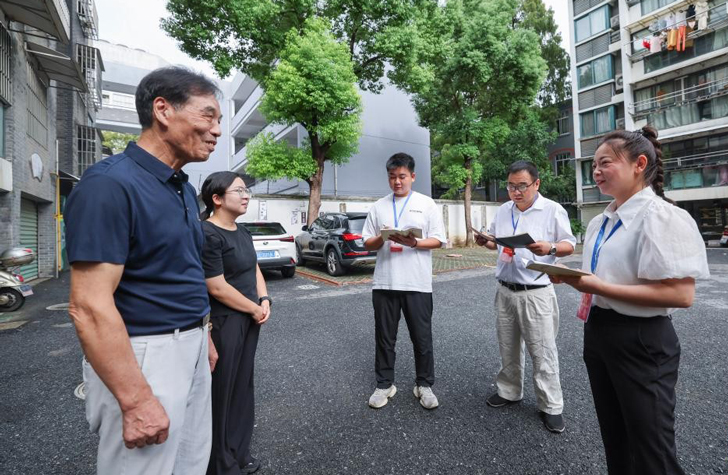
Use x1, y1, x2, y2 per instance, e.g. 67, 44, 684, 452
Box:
664, 149, 728, 190
631, 76, 728, 115
77, 0, 98, 39
628, 3, 728, 63
76, 44, 102, 111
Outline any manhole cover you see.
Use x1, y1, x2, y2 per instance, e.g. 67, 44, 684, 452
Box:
47, 303, 70, 311
297, 284, 319, 290
74, 382, 86, 400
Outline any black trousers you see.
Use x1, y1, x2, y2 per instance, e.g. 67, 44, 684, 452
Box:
373, 289, 434, 389
207, 313, 260, 475
584, 306, 684, 475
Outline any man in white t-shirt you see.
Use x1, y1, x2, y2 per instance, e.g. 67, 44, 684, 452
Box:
362, 153, 447, 410
476, 160, 575, 433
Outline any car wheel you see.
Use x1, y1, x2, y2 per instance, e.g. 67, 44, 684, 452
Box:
281, 266, 296, 278
326, 248, 344, 276
296, 245, 306, 266
0, 288, 25, 312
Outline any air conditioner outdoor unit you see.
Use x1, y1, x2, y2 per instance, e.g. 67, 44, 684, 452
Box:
616, 118, 625, 130
611, 15, 620, 30
615, 74, 624, 92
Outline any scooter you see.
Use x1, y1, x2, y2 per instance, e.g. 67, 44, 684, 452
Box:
0, 248, 35, 312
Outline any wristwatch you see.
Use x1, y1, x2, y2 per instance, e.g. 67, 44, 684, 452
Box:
548, 243, 557, 255
259, 295, 273, 306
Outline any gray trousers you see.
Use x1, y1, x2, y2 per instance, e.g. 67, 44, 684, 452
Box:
494, 284, 563, 414
83, 326, 212, 475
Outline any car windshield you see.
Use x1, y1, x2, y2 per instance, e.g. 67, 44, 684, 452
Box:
347, 217, 366, 234
242, 223, 287, 236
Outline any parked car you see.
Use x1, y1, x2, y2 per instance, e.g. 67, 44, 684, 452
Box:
721, 225, 728, 247
241, 222, 297, 278
295, 212, 377, 276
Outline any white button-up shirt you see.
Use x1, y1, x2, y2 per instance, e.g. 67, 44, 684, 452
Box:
488, 194, 576, 286
581, 187, 710, 317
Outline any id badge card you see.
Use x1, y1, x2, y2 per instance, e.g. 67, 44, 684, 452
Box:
500, 246, 514, 263
390, 241, 403, 252
577, 293, 593, 322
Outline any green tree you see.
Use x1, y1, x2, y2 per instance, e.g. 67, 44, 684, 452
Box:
514, 0, 571, 111
163, 0, 431, 222
399, 0, 546, 245
102, 131, 139, 154
245, 19, 362, 223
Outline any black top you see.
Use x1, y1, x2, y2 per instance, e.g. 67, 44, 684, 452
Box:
65, 142, 209, 336
201, 222, 259, 317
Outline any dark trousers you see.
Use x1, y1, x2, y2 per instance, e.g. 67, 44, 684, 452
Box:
584, 306, 684, 475
207, 313, 260, 475
373, 289, 434, 389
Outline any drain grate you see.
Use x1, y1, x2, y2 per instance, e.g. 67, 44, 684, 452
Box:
74, 382, 86, 400
47, 303, 70, 311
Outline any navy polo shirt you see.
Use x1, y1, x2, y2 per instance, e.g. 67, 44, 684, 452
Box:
65, 142, 210, 336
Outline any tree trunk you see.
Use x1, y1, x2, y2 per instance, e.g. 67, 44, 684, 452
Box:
306, 137, 326, 226
464, 157, 473, 247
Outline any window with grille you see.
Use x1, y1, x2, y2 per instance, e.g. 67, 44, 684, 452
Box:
77, 125, 97, 176
103, 91, 136, 110
77, 0, 99, 39
27, 62, 48, 147
0, 24, 11, 105
77, 44, 102, 110
554, 153, 574, 175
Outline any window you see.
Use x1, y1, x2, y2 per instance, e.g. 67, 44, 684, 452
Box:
641, 0, 679, 16
581, 106, 615, 137
106, 91, 136, 110
575, 5, 610, 43
77, 125, 98, 176
27, 62, 48, 147
554, 153, 573, 175
577, 55, 614, 89
556, 109, 571, 136
77, 44, 101, 110
581, 159, 596, 186
0, 23, 10, 105
0, 106, 5, 158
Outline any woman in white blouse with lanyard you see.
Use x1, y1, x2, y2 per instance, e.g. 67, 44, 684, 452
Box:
551, 126, 709, 475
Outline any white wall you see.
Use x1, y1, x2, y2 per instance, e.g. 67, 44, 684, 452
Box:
236, 195, 500, 246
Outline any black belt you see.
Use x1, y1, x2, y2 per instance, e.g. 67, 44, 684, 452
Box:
498, 280, 549, 292
144, 314, 210, 336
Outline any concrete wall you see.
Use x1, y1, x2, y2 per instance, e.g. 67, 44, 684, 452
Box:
235, 194, 500, 246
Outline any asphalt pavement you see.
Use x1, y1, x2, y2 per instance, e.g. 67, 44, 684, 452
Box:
1, 249, 727, 474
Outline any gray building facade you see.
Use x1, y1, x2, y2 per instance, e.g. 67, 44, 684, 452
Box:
0, 0, 91, 280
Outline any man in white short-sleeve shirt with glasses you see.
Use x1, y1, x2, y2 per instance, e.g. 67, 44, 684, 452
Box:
362, 153, 447, 410
476, 160, 575, 433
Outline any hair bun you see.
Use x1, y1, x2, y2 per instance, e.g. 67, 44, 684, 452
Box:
640, 126, 658, 141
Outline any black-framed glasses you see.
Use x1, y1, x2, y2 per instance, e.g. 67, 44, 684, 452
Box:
225, 187, 252, 198
506, 181, 536, 193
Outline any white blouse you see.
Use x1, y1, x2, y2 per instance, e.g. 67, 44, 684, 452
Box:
581, 187, 710, 317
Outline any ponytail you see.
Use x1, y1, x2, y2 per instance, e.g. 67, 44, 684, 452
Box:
639, 126, 675, 204
200, 204, 213, 221
599, 126, 675, 204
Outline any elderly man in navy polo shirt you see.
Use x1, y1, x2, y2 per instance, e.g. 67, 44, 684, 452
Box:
65, 67, 222, 474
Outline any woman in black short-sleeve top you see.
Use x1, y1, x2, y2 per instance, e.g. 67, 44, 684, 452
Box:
200, 171, 270, 475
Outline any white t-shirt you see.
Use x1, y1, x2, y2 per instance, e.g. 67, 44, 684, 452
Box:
581, 186, 710, 317
362, 191, 446, 293
488, 194, 576, 286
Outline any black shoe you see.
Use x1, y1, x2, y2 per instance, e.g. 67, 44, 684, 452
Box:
486, 393, 518, 408
539, 411, 565, 433
241, 458, 261, 474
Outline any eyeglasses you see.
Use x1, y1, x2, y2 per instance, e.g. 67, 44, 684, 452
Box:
225, 187, 252, 199
506, 181, 536, 193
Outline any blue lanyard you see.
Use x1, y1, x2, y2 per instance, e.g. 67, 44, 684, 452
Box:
590, 217, 623, 273
392, 192, 412, 228
510, 195, 538, 234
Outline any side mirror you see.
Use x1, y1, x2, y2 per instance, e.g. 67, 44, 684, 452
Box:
302, 225, 308, 232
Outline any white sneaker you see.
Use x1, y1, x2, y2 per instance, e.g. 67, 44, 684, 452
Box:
368, 385, 397, 408
413, 385, 439, 409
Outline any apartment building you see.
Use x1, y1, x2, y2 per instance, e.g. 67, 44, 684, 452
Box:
226, 72, 431, 198
569, 0, 728, 242
0, 0, 94, 279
